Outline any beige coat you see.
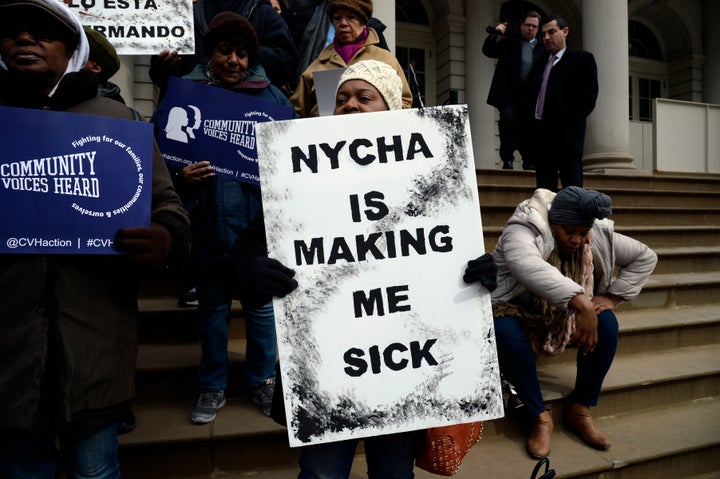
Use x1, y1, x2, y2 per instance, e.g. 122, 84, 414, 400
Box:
491, 188, 658, 309
290, 28, 413, 117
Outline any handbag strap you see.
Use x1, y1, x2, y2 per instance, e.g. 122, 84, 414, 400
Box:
530, 457, 556, 479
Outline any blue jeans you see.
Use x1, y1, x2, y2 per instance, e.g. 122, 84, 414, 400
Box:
298, 432, 416, 479
494, 310, 619, 417
197, 261, 277, 390
0, 422, 120, 479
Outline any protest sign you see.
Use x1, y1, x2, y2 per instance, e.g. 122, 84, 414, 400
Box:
156, 77, 295, 186
0, 106, 152, 254
63, 0, 194, 54
256, 105, 504, 447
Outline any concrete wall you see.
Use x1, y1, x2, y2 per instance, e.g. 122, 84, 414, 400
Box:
654, 98, 720, 173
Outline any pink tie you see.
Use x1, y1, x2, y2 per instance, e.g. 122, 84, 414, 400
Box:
536, 55, 556, 118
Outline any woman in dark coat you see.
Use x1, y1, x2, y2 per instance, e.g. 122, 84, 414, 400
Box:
0, 1, 190, 477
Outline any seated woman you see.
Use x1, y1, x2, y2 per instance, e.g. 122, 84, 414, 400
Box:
290, 0, 412, 117
490, 186, 657, 458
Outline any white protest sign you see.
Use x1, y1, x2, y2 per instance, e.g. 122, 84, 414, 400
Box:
63, 0, 194, 54
256, 105, 504, 447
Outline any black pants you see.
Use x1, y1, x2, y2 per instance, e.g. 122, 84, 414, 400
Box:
527, 119, 583, 191
497, 104, 529, 164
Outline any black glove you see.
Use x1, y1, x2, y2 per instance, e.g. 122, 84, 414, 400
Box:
114, 223, 172, 266
463, 253, 498, 292
248, 257, 298, 301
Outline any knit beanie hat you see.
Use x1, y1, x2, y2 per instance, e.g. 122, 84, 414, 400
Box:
548, 186, 613, 225
83, 26, 120, 82
328, 0, 373, 25
336, 60, 403, 110
0, 0, 89, 96
203, 12, 259, 65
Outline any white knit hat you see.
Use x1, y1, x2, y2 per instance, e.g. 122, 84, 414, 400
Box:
336, 60, 403, 111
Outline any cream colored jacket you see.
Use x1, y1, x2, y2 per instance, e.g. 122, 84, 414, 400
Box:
491, 189, 658, 309
290, 28, 413, 117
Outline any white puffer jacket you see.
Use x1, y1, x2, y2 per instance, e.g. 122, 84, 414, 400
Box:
490, 189, 657, 309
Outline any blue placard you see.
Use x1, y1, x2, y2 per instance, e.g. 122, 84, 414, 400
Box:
0, 106, 153, 254
156, 76, 295, 186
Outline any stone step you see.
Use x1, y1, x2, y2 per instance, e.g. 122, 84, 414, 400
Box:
478, 184, 720, 208
134, 303, 720, 372
536, 304, 720, 366
475, 169, 720, 193
651, 246, 720, 274
480, 225, 720, 253
635, 271, 720, 308
128, 340, 719, 444
136, 298, 245, 343
535, 344, 719, 417
479, 204, 720, 227
119, 353, 720, 478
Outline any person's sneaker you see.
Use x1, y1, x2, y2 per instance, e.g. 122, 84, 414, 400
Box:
191, 390, 226, 424
252, 378, 275, 417
177, 287, 198, 307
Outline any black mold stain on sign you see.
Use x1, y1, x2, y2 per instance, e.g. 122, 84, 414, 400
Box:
271, 106, 499, 444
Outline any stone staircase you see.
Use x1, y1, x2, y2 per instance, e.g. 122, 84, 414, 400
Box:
121, 170, 720, 479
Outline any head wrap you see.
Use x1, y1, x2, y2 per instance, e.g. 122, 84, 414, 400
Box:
83, 26, 120, 82
336, 59, 403, 111
0, 0, 89, 96
203, 12, 259, 66
548, 186, 612, 225
328, 0, 373, 25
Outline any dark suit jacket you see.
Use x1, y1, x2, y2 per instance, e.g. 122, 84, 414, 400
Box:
483, 27, 545, 108
526, 47, 599, 155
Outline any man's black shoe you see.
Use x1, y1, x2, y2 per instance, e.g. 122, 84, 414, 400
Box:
502, 161, 514, 169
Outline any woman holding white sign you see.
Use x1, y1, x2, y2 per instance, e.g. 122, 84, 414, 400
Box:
289, 0, 412, 118
487, 186, 657, 458
234, 60, 419, 478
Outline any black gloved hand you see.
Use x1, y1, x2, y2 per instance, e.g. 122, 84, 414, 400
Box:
114, 223, 172, 266
463, 253, 498, 292
249, 257, 298, 300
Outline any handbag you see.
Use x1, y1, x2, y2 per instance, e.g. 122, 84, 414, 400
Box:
530, 457, 556, 479
415, 421, 483, 476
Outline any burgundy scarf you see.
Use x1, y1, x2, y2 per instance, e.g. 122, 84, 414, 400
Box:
333, 28, 369, 65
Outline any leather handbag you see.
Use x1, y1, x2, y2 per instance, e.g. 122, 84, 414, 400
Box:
415, 421, 483, 476
530, 457, 556, 479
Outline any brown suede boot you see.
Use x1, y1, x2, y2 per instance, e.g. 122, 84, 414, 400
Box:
526, 409, 553, 459
564, 403, 611, 450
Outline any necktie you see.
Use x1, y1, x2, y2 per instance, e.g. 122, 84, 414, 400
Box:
535, 55, 556, 119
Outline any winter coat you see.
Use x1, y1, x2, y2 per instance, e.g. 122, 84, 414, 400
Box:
0, 72, 191, 433
149, 0, 298, 94
290, 28, 413, 117
482, 28, 545, 108
156, 64, 294, 265
491, 188, 657, 310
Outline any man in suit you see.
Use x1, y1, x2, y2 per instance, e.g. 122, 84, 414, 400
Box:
525, 13, 598, 191
483, 11, 544, 170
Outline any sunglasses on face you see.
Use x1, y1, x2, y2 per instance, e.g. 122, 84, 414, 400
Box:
0, 15, 68, 42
